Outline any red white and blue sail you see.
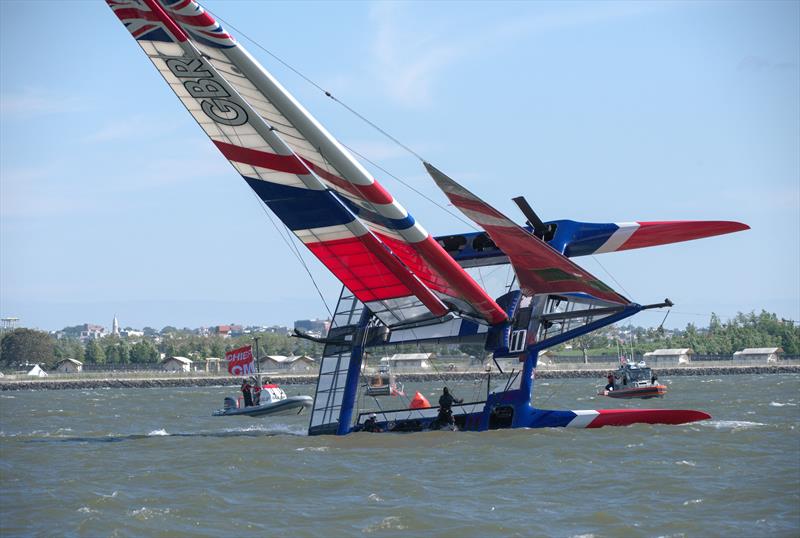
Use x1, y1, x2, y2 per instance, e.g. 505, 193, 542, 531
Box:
425, 163, 629, 305
108, 0, 507, 327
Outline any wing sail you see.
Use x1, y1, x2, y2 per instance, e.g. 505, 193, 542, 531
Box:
426, 163, 629, 305
108, 0, 507, 326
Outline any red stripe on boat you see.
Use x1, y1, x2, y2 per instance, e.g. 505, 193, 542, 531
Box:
587, 409, 711, 428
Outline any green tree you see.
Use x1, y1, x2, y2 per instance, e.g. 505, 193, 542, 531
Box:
130, 340, 159, 363
0, 329, 56, 368
84, 339, 106, 365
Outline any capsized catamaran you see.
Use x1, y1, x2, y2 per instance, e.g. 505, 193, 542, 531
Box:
108, 0, 747, 435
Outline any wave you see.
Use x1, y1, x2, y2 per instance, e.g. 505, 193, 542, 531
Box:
769, 401, 797, 407
702, 420, 766, 430
148, 429, 169, 436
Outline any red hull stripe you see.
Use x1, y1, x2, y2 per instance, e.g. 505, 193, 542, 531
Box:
621, 221, 750, 251
588, 409, 711, 428
142, 0, 188, 41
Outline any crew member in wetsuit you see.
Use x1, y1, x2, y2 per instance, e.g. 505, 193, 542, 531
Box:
437, 387, 463, 427
241, 379, 253, 407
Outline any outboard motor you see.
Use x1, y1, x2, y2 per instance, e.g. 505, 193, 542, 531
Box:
223, 396, 238, 411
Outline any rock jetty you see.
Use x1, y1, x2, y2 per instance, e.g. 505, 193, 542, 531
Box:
1, 365, 797, 391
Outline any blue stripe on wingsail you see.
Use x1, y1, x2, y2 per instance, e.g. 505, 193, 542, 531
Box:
547, 220, 619, 256
133, 26, 174, 43
244, 178, 356, 231
333, 193, 416, 232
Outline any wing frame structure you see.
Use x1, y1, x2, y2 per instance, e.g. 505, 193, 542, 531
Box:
107, 0, 507, 329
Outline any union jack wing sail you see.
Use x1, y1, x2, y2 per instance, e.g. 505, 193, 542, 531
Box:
108, 0, 507, 328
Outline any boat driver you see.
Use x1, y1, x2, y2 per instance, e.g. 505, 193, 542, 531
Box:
241, 379, 253, 407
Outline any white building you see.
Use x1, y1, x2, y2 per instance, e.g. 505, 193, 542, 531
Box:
643, 348, 693, 365
161, 356, 193, 372
259, 355, 289, 371
380, 353, 433, 371
732, 347, 783, 363
54, 358, 83, 374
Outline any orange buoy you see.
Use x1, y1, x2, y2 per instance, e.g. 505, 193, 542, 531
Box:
409, 391, 431, 409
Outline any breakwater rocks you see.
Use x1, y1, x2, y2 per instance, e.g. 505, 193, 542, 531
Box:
1, 365, 798, 391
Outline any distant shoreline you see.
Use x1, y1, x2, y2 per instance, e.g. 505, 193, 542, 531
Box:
1, 365, 797, 391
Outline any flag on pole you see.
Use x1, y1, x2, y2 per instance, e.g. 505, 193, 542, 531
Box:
226, 345, 255, 376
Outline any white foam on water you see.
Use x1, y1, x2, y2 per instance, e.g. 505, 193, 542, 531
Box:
147, 429, 169, 436
626, 443, 644, 448
128, 507, 170, 520
676, 460, 696, 467
295, 446, 329, 452
77, 506, 98, 514
703, 420, 766, 430
570, 534, 596, 538
362, 516, 407, 533
367, 493, 383, 502
1, 395, 15, 399
769, 401, 796, 407
683, 499, 703, 505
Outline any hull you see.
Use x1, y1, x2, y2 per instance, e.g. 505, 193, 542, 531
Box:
213, 396, 313, 417
599, 384, 667, 399
352, 399, 709, 433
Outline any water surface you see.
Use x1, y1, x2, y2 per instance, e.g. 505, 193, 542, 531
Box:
1, 375, 798, 537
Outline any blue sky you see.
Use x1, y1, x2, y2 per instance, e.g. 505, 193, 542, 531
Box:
1, 1, 798, 332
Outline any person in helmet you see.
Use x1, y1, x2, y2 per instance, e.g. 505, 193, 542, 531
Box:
363, 412, 381, 432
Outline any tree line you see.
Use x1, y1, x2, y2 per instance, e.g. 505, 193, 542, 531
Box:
0, 329, 323, 370
0, 310, 796, 370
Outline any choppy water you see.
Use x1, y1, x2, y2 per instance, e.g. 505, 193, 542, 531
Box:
1, 374, 798, 537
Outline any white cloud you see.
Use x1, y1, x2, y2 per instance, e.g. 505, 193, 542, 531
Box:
364, 1, 673, 108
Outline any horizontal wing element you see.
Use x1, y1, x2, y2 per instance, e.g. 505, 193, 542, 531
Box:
425, 163, 629, 305
548, 220, 750, 257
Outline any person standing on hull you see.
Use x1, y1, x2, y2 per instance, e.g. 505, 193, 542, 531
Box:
437, 387, 463, 429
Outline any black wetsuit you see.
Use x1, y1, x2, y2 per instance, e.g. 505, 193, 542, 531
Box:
363, 417, 380, 432
437, 393, 462, 426
242, 384, 253, 407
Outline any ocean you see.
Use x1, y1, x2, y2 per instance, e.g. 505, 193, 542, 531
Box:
1, 374, 798, 537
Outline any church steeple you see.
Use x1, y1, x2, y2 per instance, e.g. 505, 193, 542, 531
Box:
112, 314, 120, 336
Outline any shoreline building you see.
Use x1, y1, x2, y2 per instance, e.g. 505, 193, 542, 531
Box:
643, 348, 693, 366
54, 358, 84, 374
732, 347, 783, 363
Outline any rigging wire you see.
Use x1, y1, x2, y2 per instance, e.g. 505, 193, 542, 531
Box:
212, 13, 425, 163
590, 254, 634, 301
247, 190, 334, 320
